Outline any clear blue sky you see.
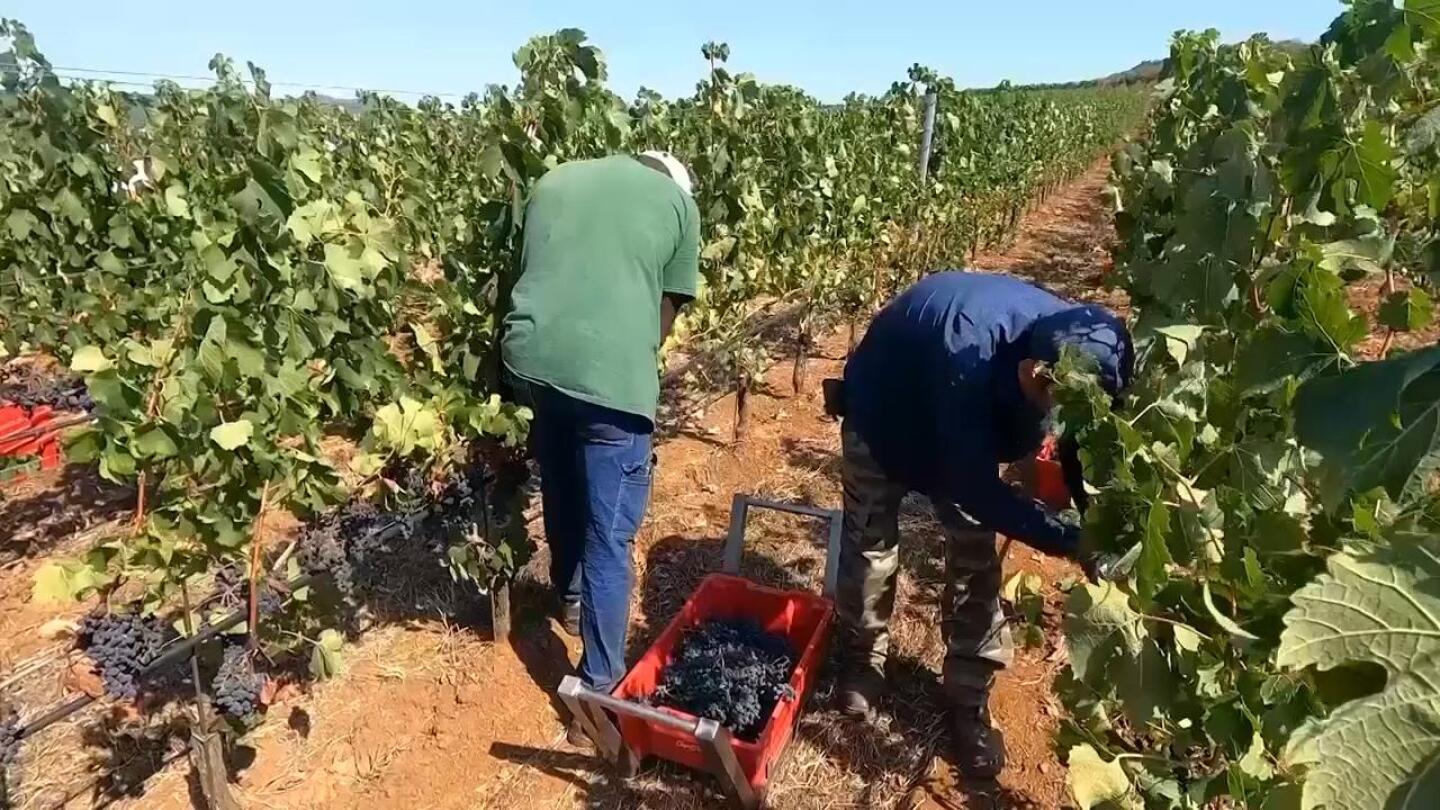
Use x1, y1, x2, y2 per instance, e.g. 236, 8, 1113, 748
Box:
7, 1, 1342, 102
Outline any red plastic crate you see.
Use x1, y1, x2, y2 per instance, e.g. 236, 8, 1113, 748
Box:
612, 573, 835, 794
1033, 434, 1070, 508
0, 403, 62, 473
559, 496, 842, 808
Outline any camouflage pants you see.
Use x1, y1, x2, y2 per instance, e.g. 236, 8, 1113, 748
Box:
837, 424, 1014, 708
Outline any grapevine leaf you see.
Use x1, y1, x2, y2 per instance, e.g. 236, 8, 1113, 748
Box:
1064, 583, 1147, 683
478, 144, 505, 181
227, 339, 266, 378
310, 629, 345, 679
1379, 289, 1435, 333
1342, 122, 1398, 211
52, 188, 87, 224
1407, 0, 1440, 38
1173, 622, 1204, 652
1136, 501, 1173, 602
202, 245, 237, 283
323, 243, 366, 292
32, 559, 111, 604
1298, 195, 1338, 227
370, 397, 441, 455
410, 322, 446, 375
1239, 731, 1275, 780
1277, 538, 1440, 676
1283, 650, 1440, 810
1234, 325, 1337, 394
1067, 744, 1139, 809
1295, 346, 1440, 508
1319, 237, 1390, 276
701, 236, 737, 261
291, 148, 323, 183
210, 420, 255, 451
1114, 638, 1174, 726
69, 345, 112, 373
6, 209, 39, 240
65, 428, 101, 463
133, 426, 179, 459
31, 564, 81, 604
100, 445, 135, 480
231, 178, 285, 226
1203, 581, 1261, 642
1154, 324, 1204, 367
164, 184, 190, 218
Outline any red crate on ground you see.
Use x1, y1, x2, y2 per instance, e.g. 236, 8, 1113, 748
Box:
613, 573, 834, 793
559, 495, 843, 809
0, 403, 62, 473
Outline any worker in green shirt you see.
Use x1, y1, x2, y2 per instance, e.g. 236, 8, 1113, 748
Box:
502, 152, 701, 726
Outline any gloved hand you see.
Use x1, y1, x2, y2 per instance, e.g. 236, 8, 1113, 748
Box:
1079, 543, 1141, 583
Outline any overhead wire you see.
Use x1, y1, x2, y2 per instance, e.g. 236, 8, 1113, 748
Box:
44, 64, 470, 100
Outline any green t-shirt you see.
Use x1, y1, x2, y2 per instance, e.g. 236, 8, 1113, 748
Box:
502, 155, 701, 423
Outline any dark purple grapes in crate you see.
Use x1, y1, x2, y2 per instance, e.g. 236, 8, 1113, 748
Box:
652, 618, 796, 741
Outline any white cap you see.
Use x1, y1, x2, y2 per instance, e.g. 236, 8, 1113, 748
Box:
639, 150, 694, 196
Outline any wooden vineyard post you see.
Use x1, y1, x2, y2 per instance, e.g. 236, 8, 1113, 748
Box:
180, 584, 241, 810
491, 579, 512, 640
190, 721, 240, 810
733, 367, 751, 446
918, 88, 938, 184
792, 310, 810, 396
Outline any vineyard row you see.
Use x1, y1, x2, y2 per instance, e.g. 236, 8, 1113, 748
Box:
0, 20, 1144, 807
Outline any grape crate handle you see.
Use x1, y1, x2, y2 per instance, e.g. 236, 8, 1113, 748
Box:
559, 678, 759, 809
722, 494, 843, 599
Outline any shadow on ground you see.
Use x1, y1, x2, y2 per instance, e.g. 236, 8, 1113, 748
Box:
0, 464, 132, 563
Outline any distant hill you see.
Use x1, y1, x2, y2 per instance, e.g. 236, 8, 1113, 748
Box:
1096, 59, 1165, 87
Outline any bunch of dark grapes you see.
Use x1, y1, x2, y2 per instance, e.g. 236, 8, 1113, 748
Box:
1, 701, 20, 807
77, 612, 172, 700
381, 458, 432, 505
652, 619, 796, 741
0, 372, 93, 413
426, 466, 480, 544
297, 518, 354, 598
297, 498, 406, 600
211, 643, 264, 721
425, 459, 529, 553
1, 702, 20, 768
345, 499, 408, 565
214, 562, 284, 616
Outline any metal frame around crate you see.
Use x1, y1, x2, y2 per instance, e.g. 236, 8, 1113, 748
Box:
723, 494, 841, 599
560, 494, 843, 809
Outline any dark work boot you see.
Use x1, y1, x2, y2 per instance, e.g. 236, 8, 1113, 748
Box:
557, 598, 581, 638
566, 716, 592, 748
951, 705, 1005, 779
837, 665, 886, 719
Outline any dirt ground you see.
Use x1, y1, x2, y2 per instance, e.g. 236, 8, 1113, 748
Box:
4, 161, 1122, 810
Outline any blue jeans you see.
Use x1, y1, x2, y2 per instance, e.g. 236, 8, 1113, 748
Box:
514, 378, 654, 693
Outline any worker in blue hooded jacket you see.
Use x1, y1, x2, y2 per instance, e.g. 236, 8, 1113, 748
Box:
832, 270, 1132, 779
